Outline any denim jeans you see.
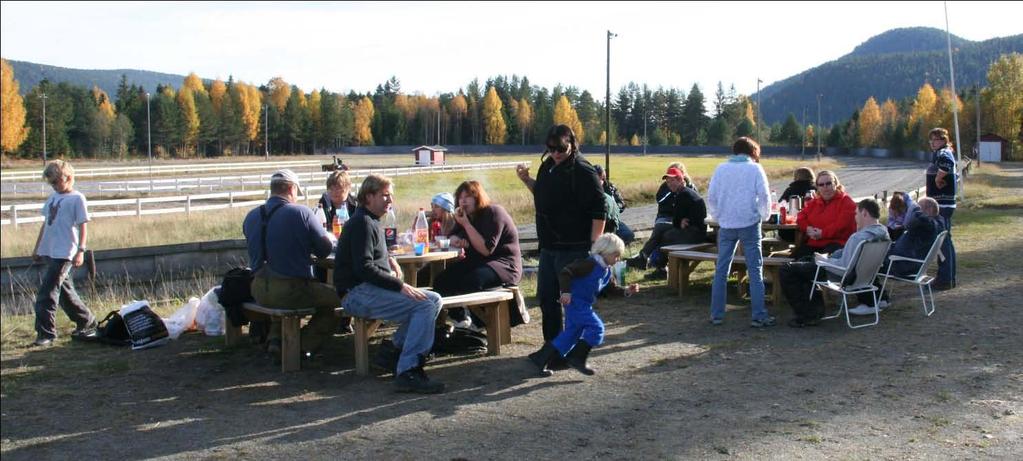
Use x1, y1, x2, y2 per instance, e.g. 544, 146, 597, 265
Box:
937, 208, 956, 285
342, 283, 442, 375
615, 221, 636, 246
710, 223, 768, 321
34, 257, 93, 340
538, 248, 590, 341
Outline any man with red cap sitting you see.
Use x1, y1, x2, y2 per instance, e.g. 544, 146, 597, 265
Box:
626, 165, 708, 279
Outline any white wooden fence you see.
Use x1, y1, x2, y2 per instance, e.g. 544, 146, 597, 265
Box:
1, 161, 528, 227
0, 159, 323, 182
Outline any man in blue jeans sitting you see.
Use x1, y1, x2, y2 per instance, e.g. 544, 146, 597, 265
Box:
334, 174, 445, 394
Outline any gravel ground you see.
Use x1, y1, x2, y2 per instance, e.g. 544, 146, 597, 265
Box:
3, 157, 1019, 460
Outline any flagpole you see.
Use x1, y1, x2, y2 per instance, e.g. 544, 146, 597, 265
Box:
944, 1, 964, 199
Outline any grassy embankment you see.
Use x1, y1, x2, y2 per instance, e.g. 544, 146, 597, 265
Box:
1, 154, 834, 258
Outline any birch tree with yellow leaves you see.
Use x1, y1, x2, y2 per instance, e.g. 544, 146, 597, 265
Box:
553, 95, 584, 144
1, 58, 29, 154
481, 86, 506, 145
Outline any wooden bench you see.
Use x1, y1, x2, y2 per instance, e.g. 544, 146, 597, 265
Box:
658, 242, 715, 290
668, 250, 793, 306
352, 289, 516, 376
225, 303, 318, 372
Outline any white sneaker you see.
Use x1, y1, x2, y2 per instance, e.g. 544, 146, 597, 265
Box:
451, 319, 473, 330
848, 304, 878, 316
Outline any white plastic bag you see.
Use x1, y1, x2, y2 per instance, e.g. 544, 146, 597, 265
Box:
196, 286, 226, 336
162, 297, 201, 339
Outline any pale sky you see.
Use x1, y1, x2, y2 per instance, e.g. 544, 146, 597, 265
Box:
2, 1, 1021, 98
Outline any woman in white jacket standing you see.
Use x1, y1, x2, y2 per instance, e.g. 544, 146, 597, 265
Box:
706, 137, 774, 327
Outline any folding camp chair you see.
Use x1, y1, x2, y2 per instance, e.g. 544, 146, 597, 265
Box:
878, 230, 948, 318
810, 239, 892, 329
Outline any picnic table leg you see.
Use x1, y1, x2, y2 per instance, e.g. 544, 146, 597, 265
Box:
678, 261, 700, 297
769, 267, 784, 307
281, 316, 302, 372
667, 256, 680, 290
354, 318, 382, 376
470, 303, 502, 356
401, 263, 418, 286
497, 300, 511, 345
225, 321, 243, 347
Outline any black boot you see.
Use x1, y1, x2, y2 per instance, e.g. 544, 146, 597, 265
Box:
394, 354, 445, 394
625, 252, 648, 270
566, 340, 595, 376
527, 342, 561, 377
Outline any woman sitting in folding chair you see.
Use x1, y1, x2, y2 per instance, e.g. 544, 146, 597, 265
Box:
780, 199, 891, 328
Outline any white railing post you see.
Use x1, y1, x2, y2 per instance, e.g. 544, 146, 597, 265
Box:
10, 205, 18, 229
229, 191, 235, 208
186, 196, 192, 216
136, 198, 142, 219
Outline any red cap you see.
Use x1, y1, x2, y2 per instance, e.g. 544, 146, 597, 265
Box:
662, 167, 684, 180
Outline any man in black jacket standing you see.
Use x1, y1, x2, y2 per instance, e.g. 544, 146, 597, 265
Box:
335, 174, 445, 394
516, 125, 607, 343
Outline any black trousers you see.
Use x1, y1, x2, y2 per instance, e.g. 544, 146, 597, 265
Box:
432, 261, 503, 325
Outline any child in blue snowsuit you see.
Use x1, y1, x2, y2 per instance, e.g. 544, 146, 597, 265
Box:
529, 233, 639, 376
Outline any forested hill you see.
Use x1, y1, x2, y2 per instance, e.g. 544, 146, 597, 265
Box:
7, 60, 193, 98
758, 27, 1023, 126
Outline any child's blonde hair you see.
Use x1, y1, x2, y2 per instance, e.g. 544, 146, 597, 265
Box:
590, 233, 625, 258
42, 160, 74, 184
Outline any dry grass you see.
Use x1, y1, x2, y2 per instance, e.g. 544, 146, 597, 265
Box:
0, 154, 838, 257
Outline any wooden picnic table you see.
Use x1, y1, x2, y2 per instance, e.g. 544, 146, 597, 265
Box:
705, 217, 802, 256
317, 249, 460, 286
668, 249, 793, 307
659, 242, 715, 290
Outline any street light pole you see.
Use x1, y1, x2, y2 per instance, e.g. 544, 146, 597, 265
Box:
756, 78, 762, 143
816, 93, 822, 162
605, 30, 616, 181
41, 93, 47, 165
146, 92, 153, 192
264, 104, 269, 160
643, 110, 647, 155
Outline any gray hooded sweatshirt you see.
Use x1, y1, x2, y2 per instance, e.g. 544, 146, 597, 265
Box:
823, 223, 891, 277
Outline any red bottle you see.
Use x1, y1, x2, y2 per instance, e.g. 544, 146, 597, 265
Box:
779, 205, 788, 224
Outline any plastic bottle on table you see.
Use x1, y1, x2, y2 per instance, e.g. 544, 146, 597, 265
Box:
314, 204, 327, 230
383, 207, 398, 249
413, 208, 430, 254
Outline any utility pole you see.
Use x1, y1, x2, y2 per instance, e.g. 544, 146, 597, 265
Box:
146, 92, 153, 192
41, 93, 47, 165
756, 78, 762, 143
816, 94, 822, 162
605, 30, 616, 180
643, 110, 647, 155
975, 85, 981, 168
264, 105, 269, 160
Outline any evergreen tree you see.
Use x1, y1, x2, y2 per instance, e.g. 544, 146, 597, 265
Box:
681, 83, 708, 145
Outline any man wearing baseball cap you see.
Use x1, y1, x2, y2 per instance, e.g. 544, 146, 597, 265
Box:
626, 165, 707, 279
243, 169, 340, 360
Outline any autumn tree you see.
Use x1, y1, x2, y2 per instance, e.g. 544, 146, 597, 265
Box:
481, 86, 506, 145
448, 93, 468, 144
176, 87, 200, 155
182, 72, 206, 97
908, 83, 938, 139
857, 97, 882, 147
354, 96, 375, 145
553, 95, 584, 144
266, 77, 291, 114
514, 97, 532, 145
2, 59, 29, 154
983, 53, 1023, 157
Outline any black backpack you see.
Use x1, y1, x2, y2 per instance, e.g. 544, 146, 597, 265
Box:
218, 266, 254, 327
72, 310, 131, 347
432, 325, 488, 355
